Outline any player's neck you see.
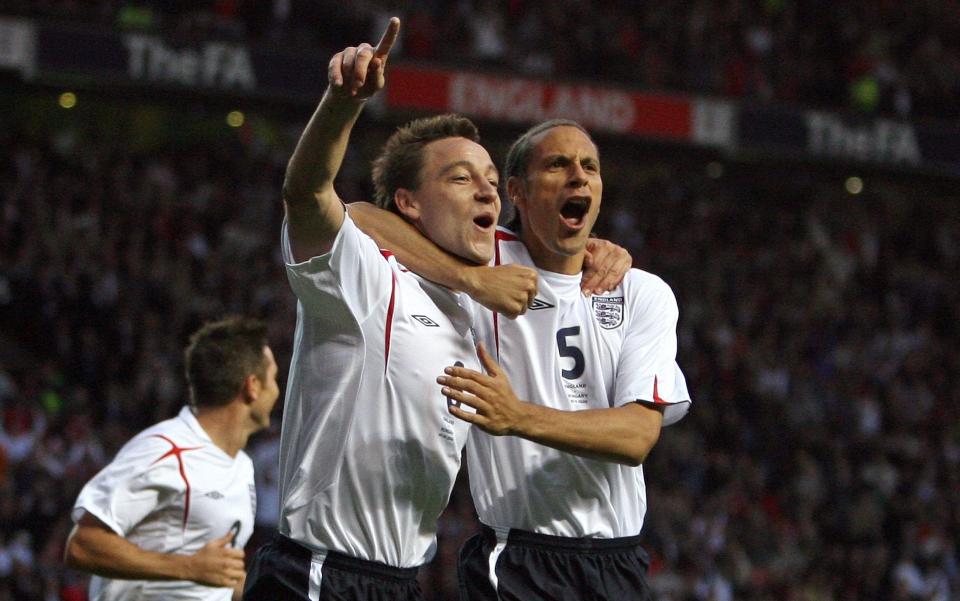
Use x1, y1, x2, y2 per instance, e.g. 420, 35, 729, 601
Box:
522, 232, 584, 275
195, 405, 246, 458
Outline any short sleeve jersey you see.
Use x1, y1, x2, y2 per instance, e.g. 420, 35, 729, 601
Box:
278, 214, 478, 567
72, 406, 255, 601
466, 230, 691, 538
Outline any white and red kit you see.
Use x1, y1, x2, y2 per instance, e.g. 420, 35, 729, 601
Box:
277, 214, 480, 569
467, 228, 692, 539
72, 406, 256, 601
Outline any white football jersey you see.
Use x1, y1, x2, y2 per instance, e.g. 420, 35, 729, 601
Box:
466, 229, 691, 538
278, 214, 477, 567
72, 406, 255, 601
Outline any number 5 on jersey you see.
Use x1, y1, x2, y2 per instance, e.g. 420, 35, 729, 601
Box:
556, 326, 585, 379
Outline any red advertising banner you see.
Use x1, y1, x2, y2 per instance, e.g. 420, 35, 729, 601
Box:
386, 65, 692, 141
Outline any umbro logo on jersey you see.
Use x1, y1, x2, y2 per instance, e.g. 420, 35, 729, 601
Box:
204, 491, 224, 500
528, 298, 554, 310
592, 296, 624, 329
412, 315, 439, 327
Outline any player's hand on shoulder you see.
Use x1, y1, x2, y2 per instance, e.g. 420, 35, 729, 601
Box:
328, 17, 400, 102
188, 531, 246, 589
582, 238, 631, 296
463, 264, 538, 319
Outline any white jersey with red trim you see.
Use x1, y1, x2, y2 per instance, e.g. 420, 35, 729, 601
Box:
72, 406, 255, 601
466, 229, 691, 538
278, 213, 477, 567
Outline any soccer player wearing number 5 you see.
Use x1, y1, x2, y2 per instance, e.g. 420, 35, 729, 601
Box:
65, 317, 280, 600
351, 120, 691, 600
449, 121, 691, 600
241, 18, 536, 601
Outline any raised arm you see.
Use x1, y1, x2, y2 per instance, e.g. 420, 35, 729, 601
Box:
284, 18, 400, 262
65, 512, 245, 588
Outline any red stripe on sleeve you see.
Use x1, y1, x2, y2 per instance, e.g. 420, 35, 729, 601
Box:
653, 375, 666, 404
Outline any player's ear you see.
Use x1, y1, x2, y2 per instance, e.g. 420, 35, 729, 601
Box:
241, 373, 261, 404
393, 188, 421, 222
506, 177, 525, 210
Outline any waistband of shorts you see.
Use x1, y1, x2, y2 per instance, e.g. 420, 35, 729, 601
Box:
481, 524, 644, 552
275, 534, 420, 580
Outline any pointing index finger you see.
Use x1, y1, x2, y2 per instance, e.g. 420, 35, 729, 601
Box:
374, 17, 400, 58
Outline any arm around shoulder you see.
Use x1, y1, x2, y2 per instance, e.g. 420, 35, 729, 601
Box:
348, 202, 538, 317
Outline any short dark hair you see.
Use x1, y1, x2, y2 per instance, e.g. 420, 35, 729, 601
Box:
184, 317, 269, 409
371, 114, 481, 214
502, 119, 595, 232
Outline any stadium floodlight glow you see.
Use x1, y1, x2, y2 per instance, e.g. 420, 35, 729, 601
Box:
59, 92, 77, 109
227, 110, 245, 127
706, 161, 724, 179
845, 176, 864, 195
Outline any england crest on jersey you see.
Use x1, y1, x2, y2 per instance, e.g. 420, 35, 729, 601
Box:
592, 296, 624, 329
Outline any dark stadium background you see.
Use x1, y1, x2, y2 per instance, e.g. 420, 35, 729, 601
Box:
1, 2, 958, 600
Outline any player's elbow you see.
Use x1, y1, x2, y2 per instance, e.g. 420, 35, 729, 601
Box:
64, 523, 108, 573
625, 422, 662, 466
622, 446, 646, 467
599, 437, 652, 467
622, 412, 661, 467
616, 403, 663, 466
281, 178, 310, 207
64, 535, 92, 571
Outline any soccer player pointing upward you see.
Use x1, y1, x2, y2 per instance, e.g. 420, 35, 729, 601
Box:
242, 18, 536, 601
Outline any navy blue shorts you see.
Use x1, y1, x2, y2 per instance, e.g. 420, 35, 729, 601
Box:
243, 533, 423, 601
458, 525, 653, 601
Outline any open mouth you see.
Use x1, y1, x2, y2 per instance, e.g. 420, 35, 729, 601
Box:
560, 197, 590, 227
473, 214, 495, 229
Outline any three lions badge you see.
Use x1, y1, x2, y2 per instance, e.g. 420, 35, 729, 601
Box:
592, 296, 624, 329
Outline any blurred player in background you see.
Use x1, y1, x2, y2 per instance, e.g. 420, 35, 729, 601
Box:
65, 316, 280, 600
354, 119, 690, 600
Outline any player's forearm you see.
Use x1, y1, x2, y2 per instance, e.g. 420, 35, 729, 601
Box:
65, 524, 190, 581
348, 201, 477, 290
513, 402, 662, 466
283, 90, 363, 258
283, 89, 364, 209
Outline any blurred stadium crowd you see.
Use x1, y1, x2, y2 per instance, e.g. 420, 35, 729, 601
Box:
4, 0, 960, 119
1, 107, 958, 600
1, 1, 960, 601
